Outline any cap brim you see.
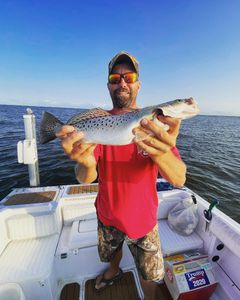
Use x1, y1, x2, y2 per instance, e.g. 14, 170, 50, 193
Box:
109, 52, 139, 76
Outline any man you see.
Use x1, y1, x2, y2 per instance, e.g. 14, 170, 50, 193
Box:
57, 51, 186, 299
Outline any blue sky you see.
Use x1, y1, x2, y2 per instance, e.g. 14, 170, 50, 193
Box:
0, 0, 239, 115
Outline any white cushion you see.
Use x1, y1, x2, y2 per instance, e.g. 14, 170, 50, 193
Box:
0, 235, 58, 283
6, 213, 58, 240
158, 220, 203, 257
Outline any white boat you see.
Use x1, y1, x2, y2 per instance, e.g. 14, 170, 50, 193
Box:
0, 109, 239, 300
0, 179, 239, 300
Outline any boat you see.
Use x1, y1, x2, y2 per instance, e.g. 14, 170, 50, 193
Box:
0, 110, 239, 300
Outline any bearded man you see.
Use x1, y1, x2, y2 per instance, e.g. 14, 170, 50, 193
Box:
57, 51, 186, 300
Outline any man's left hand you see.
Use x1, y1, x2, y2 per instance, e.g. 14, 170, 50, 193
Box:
132, 116, 181, 160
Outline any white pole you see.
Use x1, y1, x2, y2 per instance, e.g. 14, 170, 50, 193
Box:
23, 108, 40, 186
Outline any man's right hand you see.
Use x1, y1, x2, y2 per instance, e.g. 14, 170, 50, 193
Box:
56, 125, 97, 169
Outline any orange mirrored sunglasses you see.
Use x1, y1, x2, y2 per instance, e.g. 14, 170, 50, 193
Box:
108, 72, 138, 84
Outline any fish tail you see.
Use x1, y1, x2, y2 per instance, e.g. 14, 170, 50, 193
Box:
40, 112, 64, 144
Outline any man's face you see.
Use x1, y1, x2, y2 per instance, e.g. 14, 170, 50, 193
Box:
107, 63, 141, 109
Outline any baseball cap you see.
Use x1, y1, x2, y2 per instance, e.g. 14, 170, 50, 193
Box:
108, 51, 139, 76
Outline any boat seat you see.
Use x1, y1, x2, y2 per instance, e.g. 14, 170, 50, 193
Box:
64, 189, 203, 255
66, 218, 203, 258
0, 235, 59, 283
0, 210, 59, 284
158, 220, 203, 257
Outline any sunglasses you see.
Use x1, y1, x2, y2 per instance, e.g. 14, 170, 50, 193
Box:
108, 72, 138, 84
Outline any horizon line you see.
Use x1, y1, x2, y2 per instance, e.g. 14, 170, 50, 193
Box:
0, 102, 239, 118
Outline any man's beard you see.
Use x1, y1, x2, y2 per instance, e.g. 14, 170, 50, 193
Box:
112, 88, 135, 108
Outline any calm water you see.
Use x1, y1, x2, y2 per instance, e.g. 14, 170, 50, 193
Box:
0, 105, 239, 223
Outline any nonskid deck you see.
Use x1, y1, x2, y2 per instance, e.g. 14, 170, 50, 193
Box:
59, 272, 172, 300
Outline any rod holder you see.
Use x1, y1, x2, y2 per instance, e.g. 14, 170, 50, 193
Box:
17, 108, 40, 187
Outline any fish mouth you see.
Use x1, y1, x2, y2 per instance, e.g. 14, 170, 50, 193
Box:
153, 108, 164, 117
185, 97, 194, 105
184, 97, 200, 114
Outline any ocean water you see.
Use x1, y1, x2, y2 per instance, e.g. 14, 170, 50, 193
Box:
0, 104, 239, 223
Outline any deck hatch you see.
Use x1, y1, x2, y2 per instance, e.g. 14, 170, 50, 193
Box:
3, 191, 56, 206
67, 185, 98, 195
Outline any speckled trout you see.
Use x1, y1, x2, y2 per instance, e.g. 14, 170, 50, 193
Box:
40, 97, 199, 145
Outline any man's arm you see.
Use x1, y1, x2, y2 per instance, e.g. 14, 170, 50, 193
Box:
75, 162, 98, 184
133, 117, 186, 187
152, 150, 186, 187
56, 125, 98, 183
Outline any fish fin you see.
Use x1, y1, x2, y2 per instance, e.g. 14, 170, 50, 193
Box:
67, 108, 111, 125
40, 112, 64, 144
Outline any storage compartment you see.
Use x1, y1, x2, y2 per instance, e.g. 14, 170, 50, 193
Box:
68, 219, 98, 249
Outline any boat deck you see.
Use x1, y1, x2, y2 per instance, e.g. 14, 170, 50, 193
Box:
2, 183, 235, 300
60, 282, 80, 300
59, 272, 173, 300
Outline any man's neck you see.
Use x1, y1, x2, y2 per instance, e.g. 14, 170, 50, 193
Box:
109, 107, 137, 115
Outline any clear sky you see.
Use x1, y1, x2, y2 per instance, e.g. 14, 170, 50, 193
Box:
0, 0, 239, 115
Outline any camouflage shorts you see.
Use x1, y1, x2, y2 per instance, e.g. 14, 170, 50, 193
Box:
97, 220, 164, 281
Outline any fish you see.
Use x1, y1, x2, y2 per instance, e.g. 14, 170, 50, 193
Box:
40, 97, 199, 145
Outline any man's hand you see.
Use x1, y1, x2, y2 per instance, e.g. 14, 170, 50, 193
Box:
133, 116, 186, 187
132, 116, 181, 160
56, 125, 98, 183
56, 125, 97, 168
